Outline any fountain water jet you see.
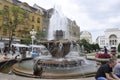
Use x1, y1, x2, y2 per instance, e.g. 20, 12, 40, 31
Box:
48, 5, 69, 40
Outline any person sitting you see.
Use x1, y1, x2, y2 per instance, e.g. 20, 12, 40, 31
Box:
113, 63, 120, 78
95, 58, 120, 80
31, 51, 39, 58
0, 53, 9, 60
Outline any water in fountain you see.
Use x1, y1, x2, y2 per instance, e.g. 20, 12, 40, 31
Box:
48, 5, 69, 40
66, 41, 88, 64
67, 42, 81, 57
8, 5, 97, 79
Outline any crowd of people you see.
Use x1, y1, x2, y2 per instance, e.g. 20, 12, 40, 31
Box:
0, 45, 25, 61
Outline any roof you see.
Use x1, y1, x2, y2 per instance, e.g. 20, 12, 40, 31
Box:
80, 31, 91, 36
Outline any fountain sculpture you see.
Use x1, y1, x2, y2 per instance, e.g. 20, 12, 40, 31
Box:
0, 5, 97, 79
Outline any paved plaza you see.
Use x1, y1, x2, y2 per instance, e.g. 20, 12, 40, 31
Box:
0, 73, 95, 80
0, 52, 96, 80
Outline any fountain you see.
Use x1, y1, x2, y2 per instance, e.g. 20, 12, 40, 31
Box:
0, 5, 97, 79
48, 5, 69, 40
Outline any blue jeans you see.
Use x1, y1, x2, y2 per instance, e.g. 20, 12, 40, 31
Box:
97, 77, 107, 80
116, 73, 120, 78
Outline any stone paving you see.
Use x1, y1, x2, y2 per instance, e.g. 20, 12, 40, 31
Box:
0, 53, 96, 80
0, 73, 95, 80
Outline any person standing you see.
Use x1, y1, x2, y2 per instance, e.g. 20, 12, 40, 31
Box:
21, 47, 26, 59
104, 46, 108, 54
95, 59, 120, 80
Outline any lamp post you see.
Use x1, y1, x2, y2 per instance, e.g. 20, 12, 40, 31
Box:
30, 29, 36, 53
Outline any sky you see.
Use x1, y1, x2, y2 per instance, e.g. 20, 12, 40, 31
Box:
20, 0, 120, 42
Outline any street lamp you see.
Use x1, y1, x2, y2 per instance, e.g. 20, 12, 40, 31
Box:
30, 29, 36, 53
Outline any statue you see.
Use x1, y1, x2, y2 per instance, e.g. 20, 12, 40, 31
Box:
33, 59, 43, 77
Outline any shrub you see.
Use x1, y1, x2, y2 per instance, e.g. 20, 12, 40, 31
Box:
117, 55, 120, 58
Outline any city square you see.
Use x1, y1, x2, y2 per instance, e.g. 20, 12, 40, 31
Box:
0, 0, 120, 80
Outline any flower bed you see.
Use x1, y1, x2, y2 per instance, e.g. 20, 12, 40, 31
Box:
111, 50, 116, 52
95, 53, 111, 58
111, 49, 117, 55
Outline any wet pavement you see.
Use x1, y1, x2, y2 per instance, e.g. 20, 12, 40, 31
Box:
0, 73, 95, 80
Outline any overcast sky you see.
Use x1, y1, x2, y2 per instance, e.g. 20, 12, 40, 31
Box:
20, 0, 120, 42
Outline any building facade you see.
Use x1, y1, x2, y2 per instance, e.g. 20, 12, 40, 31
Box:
96, 36, 105, 48
80, 31, 92, 44
105, 28, 120, 50
0, 0, 80, 43
0, 0, 43, 43
96, 28, 120, 50
67, 19, 80, 40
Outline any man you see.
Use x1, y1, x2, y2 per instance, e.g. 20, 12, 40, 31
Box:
104, 46, 108, 54
113, 63, 120, 78
95, 59, 120, 80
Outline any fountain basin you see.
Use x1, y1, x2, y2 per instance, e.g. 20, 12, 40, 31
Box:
12, 57, 97, 79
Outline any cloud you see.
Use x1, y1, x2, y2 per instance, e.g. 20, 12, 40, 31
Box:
20, 0, 120, 42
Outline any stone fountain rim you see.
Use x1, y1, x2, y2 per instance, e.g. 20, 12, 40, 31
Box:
12, 58, 96, 79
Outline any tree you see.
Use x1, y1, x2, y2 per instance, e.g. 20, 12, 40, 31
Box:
36, 30, 46, 41
0, 6, 28, 48
21, 38, 31, 45
80, 39, 91, 52
95, 43, 100, 51
118, 43, 120, 52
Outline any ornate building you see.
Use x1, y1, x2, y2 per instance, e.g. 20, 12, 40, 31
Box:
80, 31, 92, 44
67, 19, 80, 40
105, 28, 120, 49
0, 0, 80, 43
96, 28, 120, 49
96, 36, 105, 48
0, 0, 43, 43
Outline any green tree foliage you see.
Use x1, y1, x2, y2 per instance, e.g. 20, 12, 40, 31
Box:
21, 38, 31, 45
118, 43, 120, 52
80, 39, 91, 52
36, 30, 46, 40
79, 39, 100, 53
0, 6, 28, 47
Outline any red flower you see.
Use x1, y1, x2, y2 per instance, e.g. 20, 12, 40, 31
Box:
95, 53, 111, 58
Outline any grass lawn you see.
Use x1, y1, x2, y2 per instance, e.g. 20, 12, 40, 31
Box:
86, 53, 96, 56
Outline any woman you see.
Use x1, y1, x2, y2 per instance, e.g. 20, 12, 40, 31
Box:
0, 53, 9, 60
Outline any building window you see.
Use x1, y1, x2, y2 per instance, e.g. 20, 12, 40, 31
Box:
32, 25, 34, 29
109, 34, 117, 46
3, 29, 7, 36
4, 5, 9, 9
3, 18, 8, 24
37, 26, 39, 30
32, 16, 34, 22
3, 5, 9, 24
37, 18, 40, 23
0, 1, 2, 5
